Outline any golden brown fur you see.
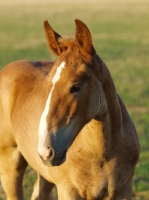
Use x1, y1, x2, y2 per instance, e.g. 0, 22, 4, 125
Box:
0, 19, 140, 200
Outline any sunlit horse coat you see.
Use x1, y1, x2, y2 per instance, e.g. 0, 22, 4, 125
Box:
0, 19, 140, 200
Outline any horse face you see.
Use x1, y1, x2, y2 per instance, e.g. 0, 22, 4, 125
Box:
37, 19, 101, 166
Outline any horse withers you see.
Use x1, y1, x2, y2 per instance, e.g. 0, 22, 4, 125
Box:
0, 19, 140, 200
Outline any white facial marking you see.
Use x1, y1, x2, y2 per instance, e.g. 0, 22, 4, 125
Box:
38, 61, 65, 157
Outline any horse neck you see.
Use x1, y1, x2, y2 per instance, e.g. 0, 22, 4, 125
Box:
68, 118, 111, 163
95, 54, 122, 135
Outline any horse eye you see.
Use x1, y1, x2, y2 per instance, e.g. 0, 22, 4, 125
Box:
70, 84, 82, 93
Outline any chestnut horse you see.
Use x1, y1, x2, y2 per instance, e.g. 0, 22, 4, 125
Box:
0, 19, 140, 200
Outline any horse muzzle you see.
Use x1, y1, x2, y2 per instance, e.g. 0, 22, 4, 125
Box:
38, 145, 54, 161
38, 145, 66, 166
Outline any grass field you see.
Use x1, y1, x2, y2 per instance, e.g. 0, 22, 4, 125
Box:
0, 0, 149, 199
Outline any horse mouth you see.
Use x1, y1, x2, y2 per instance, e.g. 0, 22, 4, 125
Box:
41, 149, 67, 166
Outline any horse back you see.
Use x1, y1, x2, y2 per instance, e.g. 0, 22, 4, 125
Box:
0, 60, 54, 105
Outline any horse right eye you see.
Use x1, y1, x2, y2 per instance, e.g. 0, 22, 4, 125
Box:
70, 84, 82, 93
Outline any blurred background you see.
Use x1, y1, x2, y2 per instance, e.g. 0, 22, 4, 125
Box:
0, 0, 149, 199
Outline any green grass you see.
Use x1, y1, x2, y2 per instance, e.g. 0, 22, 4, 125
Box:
0, 0, 149, 199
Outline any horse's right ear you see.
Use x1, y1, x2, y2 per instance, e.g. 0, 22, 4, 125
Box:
44, 20, 62, 56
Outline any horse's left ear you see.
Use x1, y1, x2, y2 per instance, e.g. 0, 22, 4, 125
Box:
75, 19, 93, 55
44, 20, 62, 56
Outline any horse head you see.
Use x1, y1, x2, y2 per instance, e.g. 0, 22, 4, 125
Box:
37, 19, 106, 166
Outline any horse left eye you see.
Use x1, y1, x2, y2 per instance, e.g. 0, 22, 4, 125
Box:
70, 84, 82, 93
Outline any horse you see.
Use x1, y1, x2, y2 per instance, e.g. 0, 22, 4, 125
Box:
0, 19, 140, 200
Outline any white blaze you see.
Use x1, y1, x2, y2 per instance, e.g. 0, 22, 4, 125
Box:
38, 61, 65, 156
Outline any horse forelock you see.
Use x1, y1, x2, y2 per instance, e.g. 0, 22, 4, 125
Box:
58, 37, 93, 63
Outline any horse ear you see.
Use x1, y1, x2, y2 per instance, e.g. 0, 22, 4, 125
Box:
44, 20, 62, 56
75, 19, 92, 55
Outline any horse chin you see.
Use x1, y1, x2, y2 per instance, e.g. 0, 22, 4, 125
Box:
42, 159, 53, 167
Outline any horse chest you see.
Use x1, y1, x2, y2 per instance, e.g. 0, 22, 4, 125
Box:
60, 155, 129, 200
57, 177, 108, 200
77, 181, 108, 200
67, 165, 109, 199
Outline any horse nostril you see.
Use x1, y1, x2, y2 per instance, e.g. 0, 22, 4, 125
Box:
47, 146, 53, 158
